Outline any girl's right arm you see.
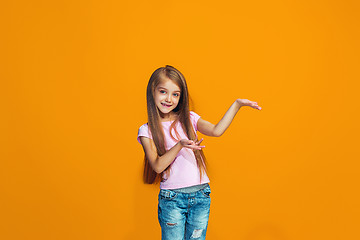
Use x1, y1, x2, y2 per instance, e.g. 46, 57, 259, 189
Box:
139, 137, 204, 174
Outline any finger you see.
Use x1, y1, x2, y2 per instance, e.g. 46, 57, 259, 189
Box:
185, 145, 205, 150
193, 146, 205, 150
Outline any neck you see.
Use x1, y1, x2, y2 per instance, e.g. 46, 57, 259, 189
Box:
159, 112, 176, 122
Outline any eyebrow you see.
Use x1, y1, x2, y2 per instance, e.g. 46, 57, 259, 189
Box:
157, 87, 181, 93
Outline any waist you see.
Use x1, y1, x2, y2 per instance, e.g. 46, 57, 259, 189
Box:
170, 183, 209, 193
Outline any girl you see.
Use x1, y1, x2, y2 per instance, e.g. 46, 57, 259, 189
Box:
137, 65, 261, 240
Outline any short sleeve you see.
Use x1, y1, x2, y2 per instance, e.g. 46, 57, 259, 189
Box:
190, 111, 201, 132
137, 124, 152, 144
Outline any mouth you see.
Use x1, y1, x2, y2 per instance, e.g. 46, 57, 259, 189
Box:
161, 103, 172, 107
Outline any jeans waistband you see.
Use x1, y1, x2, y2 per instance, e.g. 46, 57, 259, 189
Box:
171, 183, 209, 193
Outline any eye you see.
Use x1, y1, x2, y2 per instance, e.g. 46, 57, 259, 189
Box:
160, 90, 166, 94
173, 93, 180, 97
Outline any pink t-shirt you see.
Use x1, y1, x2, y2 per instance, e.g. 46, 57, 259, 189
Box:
137, 111, 210, 189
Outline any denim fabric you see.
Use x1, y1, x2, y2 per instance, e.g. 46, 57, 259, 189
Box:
158, 185, 211, 240
172, 183, 209, 193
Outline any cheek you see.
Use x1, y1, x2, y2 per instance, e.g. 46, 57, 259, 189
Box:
155, 94, 163, 101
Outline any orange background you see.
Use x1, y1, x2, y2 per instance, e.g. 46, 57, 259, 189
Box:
1, 0, 360, 239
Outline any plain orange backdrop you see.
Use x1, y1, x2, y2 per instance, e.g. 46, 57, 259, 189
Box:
1, 0, 359, 239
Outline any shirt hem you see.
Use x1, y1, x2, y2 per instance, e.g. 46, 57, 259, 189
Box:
160, 180, 210, 190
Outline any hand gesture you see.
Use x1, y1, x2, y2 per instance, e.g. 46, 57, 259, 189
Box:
179, 138, 205, 151
236, 99, 262, 110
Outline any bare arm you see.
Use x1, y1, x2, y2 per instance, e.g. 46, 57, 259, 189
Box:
139, 137, 205, 174
197, 99, 261, 137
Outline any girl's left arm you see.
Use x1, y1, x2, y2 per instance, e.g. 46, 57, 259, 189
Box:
197, 99, 261, 137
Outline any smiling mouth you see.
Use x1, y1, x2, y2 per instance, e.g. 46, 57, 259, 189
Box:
161, 103, 172, 107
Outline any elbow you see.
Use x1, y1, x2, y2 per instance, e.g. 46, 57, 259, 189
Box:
153, 167, 163, 174
151, 159, 164, 174
146, 156, 163, 174
212, 125, 223, 137
212, 130, 223, 137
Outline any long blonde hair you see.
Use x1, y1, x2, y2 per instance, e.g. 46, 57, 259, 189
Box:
143, 65, 208, 184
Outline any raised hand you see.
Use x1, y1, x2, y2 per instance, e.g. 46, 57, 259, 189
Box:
179, 138, 205, 151
236, 99, 262, 110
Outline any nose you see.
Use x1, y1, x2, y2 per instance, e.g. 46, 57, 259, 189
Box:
165, 94, 171, 102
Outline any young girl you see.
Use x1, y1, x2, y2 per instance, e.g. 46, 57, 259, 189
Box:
137, 65, 261, 240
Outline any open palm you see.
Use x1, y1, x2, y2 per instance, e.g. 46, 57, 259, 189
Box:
236, 98, 262, 110
180, 138, 205, 150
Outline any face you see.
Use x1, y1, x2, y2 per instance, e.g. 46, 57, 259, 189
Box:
154, 78, 181, 119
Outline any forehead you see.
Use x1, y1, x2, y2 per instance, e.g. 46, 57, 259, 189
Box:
157, 78, 181, 92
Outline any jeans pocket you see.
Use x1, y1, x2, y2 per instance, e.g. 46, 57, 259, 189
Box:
159, 189, 178, 200
200, 185, 211, 198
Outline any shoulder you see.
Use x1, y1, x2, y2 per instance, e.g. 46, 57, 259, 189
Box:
138, 123, 148, 130
137, 123, 149, 134
138, 123, 150, 135
189, 111, 201, 131
190, 111, 201, 121
137, 123, 152, 144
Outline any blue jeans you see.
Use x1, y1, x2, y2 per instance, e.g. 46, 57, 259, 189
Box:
158, 185, 211, 240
